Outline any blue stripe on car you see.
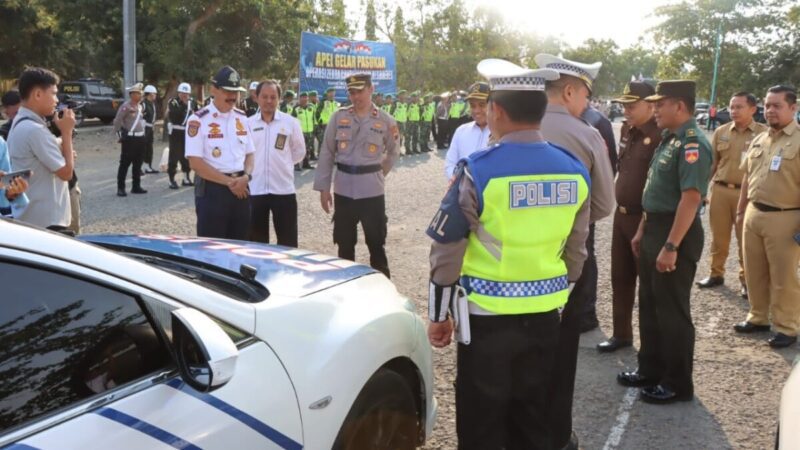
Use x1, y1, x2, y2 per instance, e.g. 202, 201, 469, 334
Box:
94, 407, 202, 450
166, 379, 303, 450
1, 444, 42, 450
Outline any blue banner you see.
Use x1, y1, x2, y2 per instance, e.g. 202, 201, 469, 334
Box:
299, 32, 397, 102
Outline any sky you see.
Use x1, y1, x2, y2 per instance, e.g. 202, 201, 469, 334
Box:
345, 0, 676, 48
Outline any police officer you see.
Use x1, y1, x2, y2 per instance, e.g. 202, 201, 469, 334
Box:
392, 90, 408, 153
382, 94, 394, 114
313, 74, 399, 277
280, 90, 295, 115
697, 92, 767, 298
141, 84, 159, 174
735, 85, 800, 348
618, 80, 712, 404
444, 82, 491, 180
535, 53, 615, 449
447, 92, 466, 146
426, 59, 588, 450
406, 91, 421, 154
598, 81, 662, 353
436, 93, 451, 149
373, 92, 384, 108
112, 83, 148, 197
293, 91, 316, 167
420, 93, 435, 152
243, 81, 260, 117
167, 82, 198, 189
315, 87, 340, 144
185, 66, 256, 240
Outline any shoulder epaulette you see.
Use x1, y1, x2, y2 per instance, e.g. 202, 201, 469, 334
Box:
196, 108, 210, 118
233, 108, 246, 115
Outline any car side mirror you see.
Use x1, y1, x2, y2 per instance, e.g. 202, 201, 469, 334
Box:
171, 308, 239, 392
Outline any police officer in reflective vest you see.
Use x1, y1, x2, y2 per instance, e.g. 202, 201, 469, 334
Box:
167, 82, 198, 189
292, 91, 316, 168
392, 90, 408, 152
420, 92, 436, 152
619, 80, 712, 404
313, 73, 400, 277
315, 87, 339, 141
427, 59, 590, 450
185, 66, 256, 240
407, 91, 421, 154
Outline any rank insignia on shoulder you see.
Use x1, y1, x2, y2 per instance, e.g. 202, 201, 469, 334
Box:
233, 108, 245, 115
373, 122, 383, 129
686, 128, 697, 137
685, 142, 699, 149
685, 148, 699, 164
196, 108, 210, 118
187, 120, 200, 137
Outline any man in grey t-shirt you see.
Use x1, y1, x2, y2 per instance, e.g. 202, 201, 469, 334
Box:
8, 67, 75, 229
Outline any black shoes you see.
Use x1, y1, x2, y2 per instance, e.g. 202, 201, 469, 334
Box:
696, 276, 724, 288
169, 180, 179, 189
131, 187, 148, 194
733, 321, 771, 333
182, 178, 194, 186
145, 166, 159, 174
597, 337, 632, 353
640, 385, 692, 404
617, 369, 656, 387
117, 189, 127, 197
768, 333, 797, 348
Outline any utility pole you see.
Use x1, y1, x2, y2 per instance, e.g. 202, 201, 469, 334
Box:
123, 0, 136, 92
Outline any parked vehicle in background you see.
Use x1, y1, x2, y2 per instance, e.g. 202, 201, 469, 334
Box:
59, 78, 124, 126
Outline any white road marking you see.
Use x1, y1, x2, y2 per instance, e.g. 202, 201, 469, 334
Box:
602, 388, 638, 450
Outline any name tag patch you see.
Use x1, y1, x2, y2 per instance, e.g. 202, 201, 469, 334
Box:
510, 180, 578, 209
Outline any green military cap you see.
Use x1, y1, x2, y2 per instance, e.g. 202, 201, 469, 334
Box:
346, 73, 371, 90
374, 92, 383, 97
308, 90, 318, 97
284, 90, 296, 98
397, 89, 407, 95
613, 81, 656, 104
410, 91, 419, 97
466, 82, 490, 101
645, 80, 696, 102
385, 94, 393, 99
325, 87, 336, 94
299, 91, 308, 97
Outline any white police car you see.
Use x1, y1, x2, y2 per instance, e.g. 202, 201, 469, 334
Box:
778, 357, 800, 449
0, 219, 436, 449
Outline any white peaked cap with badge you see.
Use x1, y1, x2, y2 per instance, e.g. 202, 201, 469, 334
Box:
177, 82, 191, 94
533, 54, 602, 92
477, 59, 560, 91
125, 82, 144, 93
249, 81, 259, 91
143, 85, 157, 94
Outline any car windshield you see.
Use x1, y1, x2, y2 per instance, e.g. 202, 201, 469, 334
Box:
98, 85, 119, 97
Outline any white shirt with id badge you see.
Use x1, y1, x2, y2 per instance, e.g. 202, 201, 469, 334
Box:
247, 110, 306, 195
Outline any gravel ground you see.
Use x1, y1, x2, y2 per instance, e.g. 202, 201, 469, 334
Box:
72, 119, 797, 450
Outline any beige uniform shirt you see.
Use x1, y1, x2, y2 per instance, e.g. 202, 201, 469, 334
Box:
741, 122, 800, 209
541, 103, 615, 223
113, 100, 146, 136
313, 105, 400, 199
712, 120, 767, 186
429, 129, 590, 286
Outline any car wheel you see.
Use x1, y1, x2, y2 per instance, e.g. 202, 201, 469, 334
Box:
332, 369, 419, 450
74, 110, 85, 127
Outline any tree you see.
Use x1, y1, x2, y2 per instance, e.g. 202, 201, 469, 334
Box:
364, 0, 378, 41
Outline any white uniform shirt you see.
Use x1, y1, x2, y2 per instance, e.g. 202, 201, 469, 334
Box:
444, 121, 490, 180
247, 111, 306, 195
185, 103, 255, 173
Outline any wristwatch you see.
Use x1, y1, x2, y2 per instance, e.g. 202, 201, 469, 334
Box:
245, 173, 253, 182
664, 241, 679, 252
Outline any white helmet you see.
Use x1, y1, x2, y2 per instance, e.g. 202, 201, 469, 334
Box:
143, 85, 157, 94
249, 81, 259, 91
177, 82, 191, 94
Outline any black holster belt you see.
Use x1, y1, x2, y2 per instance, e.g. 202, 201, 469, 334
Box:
336, 163, 382, 174
753, 202, 800, 212
715, 180, 741, 189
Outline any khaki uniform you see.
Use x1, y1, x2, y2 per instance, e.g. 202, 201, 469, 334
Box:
740, 122, 800, 335
708, 120, 767, 282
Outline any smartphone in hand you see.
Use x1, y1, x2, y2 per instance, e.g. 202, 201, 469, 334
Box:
0, 169, 32, 186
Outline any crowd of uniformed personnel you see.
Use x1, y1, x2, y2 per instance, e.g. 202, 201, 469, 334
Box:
1, 54, 799, 450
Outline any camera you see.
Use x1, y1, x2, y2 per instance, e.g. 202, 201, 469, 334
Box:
46, 94, 86, 138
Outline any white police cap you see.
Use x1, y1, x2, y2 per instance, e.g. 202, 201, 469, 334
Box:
477, 59, 559, 92
249, 81, 259, 91
533, 54, 602, 91
143, 85, 157, 94
177, 82, 191, 94
126, 82, 144, 93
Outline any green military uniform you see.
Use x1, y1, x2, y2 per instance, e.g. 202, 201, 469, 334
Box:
293, 92, 316, 164
407, 92, 421, 154
420, 93, 435, 153
633, 80, 712, 403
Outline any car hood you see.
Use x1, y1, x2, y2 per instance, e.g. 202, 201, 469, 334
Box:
80, 234, 378, 298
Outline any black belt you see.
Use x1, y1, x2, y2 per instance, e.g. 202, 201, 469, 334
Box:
643, 211, 676, 221
223, 171, 245, 177
617, 205, 643, 215
336, 163, 382, 175
715, 180, 741, 189
752, 202, 800, 212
